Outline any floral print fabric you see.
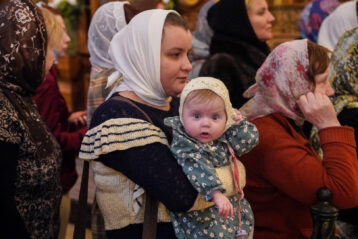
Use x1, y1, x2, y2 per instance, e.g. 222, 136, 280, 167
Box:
241, 39, 312, 121
330, 27, 358, 114
164, 116, 258, 239
299, 0, 339, 42
310, 27, 358, 157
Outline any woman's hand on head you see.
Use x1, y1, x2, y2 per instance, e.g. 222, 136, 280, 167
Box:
297, 92, 340, 130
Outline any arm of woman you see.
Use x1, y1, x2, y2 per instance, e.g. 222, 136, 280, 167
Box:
245, 113, 358, 209
98, 142, 237, 212
0, 141, 30, 238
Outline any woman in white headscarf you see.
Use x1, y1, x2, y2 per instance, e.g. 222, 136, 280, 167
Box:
317, 0, 358, 51
86, 1, 140, 124
80, 9, 238, 239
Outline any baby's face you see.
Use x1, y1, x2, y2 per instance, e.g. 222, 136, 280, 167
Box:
182, 96, 227, 144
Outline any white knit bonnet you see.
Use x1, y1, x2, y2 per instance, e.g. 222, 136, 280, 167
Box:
179, 77, 235, 131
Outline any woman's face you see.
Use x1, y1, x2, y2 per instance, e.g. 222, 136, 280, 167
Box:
160, 24, 192, 97
314, 66, 334, 96
55, 14, 71, 58
247, 0, 275, 42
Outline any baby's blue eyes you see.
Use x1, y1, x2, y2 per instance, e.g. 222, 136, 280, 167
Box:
192, 114, 219, 120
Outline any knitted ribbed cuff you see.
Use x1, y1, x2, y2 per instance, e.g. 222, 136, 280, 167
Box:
319, 126, 355, 147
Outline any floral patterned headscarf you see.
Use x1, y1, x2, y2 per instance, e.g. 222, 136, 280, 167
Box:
310, 28, 358, 158
330, 27, 358, 114
240, 39, 313, 121
299, 0, 339, 42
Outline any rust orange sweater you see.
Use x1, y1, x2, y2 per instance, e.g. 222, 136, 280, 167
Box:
240, 113, 358, 239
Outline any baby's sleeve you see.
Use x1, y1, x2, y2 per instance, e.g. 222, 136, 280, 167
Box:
171, 136, 224, 202
225, 118, 259, 156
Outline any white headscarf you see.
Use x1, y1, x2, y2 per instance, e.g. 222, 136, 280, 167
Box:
107, 9, 177, 106
317, 1, 358, 51
88, 1, 129, 69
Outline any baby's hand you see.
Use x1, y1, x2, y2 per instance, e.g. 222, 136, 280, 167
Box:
233, 109, 243, 124
212, 190, 234, 219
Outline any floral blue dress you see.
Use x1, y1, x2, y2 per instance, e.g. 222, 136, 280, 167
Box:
164, 116, 258, 239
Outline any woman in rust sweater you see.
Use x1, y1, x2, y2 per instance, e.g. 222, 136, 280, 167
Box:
239, 39, 358, 239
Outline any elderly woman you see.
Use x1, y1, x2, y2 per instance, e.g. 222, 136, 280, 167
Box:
86, 1, 141, 124
199, 0, 275, 108
0, 0, 63, 238
239, 39, 358, 238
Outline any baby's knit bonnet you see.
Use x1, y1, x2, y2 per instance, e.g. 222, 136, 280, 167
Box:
179, 77, 235, 131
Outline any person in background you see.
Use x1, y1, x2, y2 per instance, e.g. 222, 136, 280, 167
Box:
0, 1, 63, 238
80, 9, 239, 239
298, 0, 339, 42
317, 0, 358, 51
311, 27, 358, 238
201, 0, 275, 109
188, 0, 218, 80
239, 39, 358, 238
165, 77, 258, 239
33, 4, 88, 239
86, 1, 140, 125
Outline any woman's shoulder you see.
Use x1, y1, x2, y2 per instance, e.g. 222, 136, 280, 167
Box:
251, 113, 288, 128
251, 113, 294, 139
0, 90, 24, 144
90, 96, 179, 129
90, 97, 148, 128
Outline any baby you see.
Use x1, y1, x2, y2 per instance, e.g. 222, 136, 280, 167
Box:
164, 77, 259, 239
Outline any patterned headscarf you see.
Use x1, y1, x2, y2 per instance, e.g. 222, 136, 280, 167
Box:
240, 39, 313, 121
310, 27, 358, 158
0, 0, 47, 95
299, 0, 339, 42
0, 0, 58, 159
88, 1, 129, 70
330, 27, 358, 114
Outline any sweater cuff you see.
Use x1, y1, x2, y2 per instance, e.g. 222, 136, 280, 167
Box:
319, 126, 356, 147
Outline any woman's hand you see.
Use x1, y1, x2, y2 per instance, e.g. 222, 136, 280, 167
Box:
297, 92, 340, 130
212, 190, 234, 219
68, 111, 87, 127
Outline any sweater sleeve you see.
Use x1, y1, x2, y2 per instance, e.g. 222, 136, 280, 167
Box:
244, 115, 358, 209
98, 142, 198, 213
0, 141, 30, 239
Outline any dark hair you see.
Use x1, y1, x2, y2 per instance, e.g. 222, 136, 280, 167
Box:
123, 4, 141, 24
307, 41, 330, 85
164, 12, 189, 31
200, 53, 248, 108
